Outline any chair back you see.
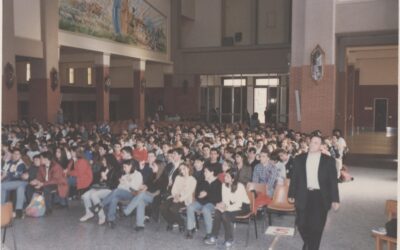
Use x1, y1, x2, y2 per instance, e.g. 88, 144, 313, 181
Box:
247, 182, 268, 196
246, 190, 257, 214
270, 179, 294, 209
386, 200, 397, 220
1, 202, 13, 227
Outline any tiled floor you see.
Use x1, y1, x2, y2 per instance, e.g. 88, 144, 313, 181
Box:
3, 166, 397, 250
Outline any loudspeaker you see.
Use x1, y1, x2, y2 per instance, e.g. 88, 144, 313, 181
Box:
234, 32, 242, 42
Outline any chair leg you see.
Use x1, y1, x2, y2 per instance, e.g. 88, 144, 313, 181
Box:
253, 216, 258, 239
268, 211, 272, 226
2, 226, 7, 243
11, 224, 17, 250
245, 218, 250, 247
375, 237, 382, 250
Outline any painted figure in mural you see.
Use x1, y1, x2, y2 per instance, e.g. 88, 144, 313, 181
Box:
112, 0, 122, 34
120, 0, 130, 35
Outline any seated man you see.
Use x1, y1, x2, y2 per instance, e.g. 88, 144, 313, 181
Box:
252, 149, 281, 208
186, 166, 222, 240
1, 148, 27, 218
30, 152, 68, 215
23, 154, 41, 204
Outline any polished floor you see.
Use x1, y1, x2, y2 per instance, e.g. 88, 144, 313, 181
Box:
2, 166, 397, 250
346, 132, 397, 155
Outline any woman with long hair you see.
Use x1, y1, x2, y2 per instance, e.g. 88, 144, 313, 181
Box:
233, 151, 252, 185
205, 168, 250, 247
123, 159, 168, 231
79, 154, 122, 223
160, 162, 197, 232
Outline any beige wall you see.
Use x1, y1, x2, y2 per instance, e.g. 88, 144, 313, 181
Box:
225, 0, 252, 45
358, 57, 398, 85
257, 0, 291, 45
181, 0, 222, 48
13, 0, 41, 41
336, 0, 398, 34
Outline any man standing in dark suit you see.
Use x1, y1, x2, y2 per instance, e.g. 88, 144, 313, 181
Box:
288, 135, 340, 250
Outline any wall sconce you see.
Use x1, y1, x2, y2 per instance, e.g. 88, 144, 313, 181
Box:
104, 75, 111, 91
270, 98, 276, 104
4, 63, 14, 89
140, 78, 146, 93
50, 68, 59, 91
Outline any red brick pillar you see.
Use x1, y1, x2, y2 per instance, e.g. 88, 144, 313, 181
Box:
132, 60, 146, 127
95, 65, 110, 122
288, 0, 336, 135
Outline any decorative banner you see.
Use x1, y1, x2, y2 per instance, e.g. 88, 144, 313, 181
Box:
59, 0, 167, 53
311, 45, 324, 82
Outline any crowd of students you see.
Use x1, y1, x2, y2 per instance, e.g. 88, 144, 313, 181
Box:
1, 120, 347, 247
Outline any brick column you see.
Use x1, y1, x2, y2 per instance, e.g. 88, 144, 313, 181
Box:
289, 0, 336, 135
29, 0, 61, 124
132, 60, 146, 126
2, 0, 18, 123
95, 54, 110, 122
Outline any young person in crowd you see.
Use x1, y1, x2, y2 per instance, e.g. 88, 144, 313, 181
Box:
205, 168, 250, 247
160, 163, 196, 232
186, 166, 222, 239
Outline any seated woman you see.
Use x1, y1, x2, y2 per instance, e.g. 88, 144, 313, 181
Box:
30, 152, 68, 215
96, 159, 143, 228
205, 168, 250, 248
79, 154, 122, 223
160, 163, 196, 232
218, 159, 233, 183
65, 147, 93, 198
123, 160, 168, 231
233, 152, 252, 185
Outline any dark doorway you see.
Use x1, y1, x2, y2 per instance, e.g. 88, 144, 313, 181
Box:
374, 98, 388, 132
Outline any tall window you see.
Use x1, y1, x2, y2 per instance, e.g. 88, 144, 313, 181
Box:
69, 68, 74, 84
87, 67, 92, 85
26, 63, 31, 82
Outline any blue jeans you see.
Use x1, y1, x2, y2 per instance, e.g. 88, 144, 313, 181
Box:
101, 188, 134, 222
1, 181, 27, 210
68, 176, 77, 187
123, 192, 154, 227
187, 201, 215, 234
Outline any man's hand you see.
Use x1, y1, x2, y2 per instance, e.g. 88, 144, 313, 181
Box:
288, 197, 295, 203
332, 202, 340, 211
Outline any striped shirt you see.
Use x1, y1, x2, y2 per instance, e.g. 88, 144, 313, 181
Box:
252, 162, 281, 197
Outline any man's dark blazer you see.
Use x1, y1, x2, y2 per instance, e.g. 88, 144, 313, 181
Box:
288, 153, 340, 211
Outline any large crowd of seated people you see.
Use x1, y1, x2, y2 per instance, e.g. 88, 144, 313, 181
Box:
1, 119, 347, 247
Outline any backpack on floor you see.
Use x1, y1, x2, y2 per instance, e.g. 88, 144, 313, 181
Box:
25, 193, 46, 217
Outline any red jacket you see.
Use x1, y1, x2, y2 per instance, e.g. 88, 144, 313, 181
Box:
66, 158, 93, 190
133, 148, 148, 162
37, 162, 68, 198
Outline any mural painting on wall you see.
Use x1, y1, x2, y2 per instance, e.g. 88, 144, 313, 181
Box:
59, 0, 167, 53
